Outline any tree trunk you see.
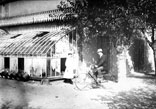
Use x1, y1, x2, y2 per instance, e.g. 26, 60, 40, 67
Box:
153, 49, 156, 76
109, 43, 118, 82
151, 27, 156, 76
77, 28, 84, 62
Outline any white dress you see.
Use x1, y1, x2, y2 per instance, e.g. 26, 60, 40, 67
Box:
63, 57, 75, 79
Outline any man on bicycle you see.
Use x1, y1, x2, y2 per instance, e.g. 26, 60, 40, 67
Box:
94, 48, 107, 81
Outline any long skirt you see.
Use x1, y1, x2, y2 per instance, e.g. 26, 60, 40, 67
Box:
63, 68, 74, 79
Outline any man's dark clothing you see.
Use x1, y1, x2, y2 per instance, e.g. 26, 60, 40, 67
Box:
97, 54, 107, 69
93, 54, 107, 78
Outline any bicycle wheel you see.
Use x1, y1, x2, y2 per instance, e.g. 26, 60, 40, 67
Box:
74, 73, 92, 91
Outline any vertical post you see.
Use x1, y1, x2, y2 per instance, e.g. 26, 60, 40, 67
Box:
151, 27, 156, 76
154, 50, 156, 76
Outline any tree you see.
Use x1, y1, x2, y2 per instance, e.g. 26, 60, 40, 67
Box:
58, 0, 156, 76
59, 0, 155, 42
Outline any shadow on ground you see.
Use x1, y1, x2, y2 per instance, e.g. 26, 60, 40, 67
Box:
91, 74, 156, 109
0, 78, 32, 109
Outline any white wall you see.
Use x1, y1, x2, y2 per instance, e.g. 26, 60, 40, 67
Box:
0, 0, 62, 18
24, 57, 32, 75
55, 36, 70, 55
0, 56, 4, 71
10, 57, 18, 71
25, 57, 46, 76
51, 58, 60, 76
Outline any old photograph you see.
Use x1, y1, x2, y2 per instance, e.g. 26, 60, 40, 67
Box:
0, 0, 156, 109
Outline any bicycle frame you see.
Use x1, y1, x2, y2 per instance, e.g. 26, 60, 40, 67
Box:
87, 71, 99, 85
74, 65, 103, 90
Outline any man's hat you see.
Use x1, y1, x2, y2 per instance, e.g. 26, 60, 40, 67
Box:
97, 48, 103, 53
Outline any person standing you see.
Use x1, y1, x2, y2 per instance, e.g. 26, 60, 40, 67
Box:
63, 52, 75, 84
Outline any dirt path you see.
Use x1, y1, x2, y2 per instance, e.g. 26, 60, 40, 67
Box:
0, 76, 156, 109
0, 78, 108, 109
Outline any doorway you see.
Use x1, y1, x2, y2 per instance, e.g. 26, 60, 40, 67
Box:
4, 57, 10, 69
18, 58, 24, 71
61, 58, 66, 75
47, 59, 51, 77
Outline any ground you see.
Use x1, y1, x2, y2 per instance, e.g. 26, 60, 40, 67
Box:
0, 74, 156, 109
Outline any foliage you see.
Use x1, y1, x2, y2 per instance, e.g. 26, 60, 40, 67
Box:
58, 0, 156, 48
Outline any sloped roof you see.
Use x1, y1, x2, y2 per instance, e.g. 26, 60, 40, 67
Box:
0, 8, 75, 27
0, 29, 68, 56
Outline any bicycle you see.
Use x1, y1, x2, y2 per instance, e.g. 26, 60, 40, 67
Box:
74, 65, 108, 91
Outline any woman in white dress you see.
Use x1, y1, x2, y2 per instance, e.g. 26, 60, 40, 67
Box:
63, 52, 75, 84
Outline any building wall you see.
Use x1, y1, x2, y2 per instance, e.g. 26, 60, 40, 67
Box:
0, 0, 62, 18
25, 57, 47, 76
10, 57, 18, 71
0, 56, 4, 71
0, 0, 78, 77
0, 56, 63, 77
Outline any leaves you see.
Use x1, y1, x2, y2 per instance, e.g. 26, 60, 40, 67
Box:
58, 0, 156, 48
